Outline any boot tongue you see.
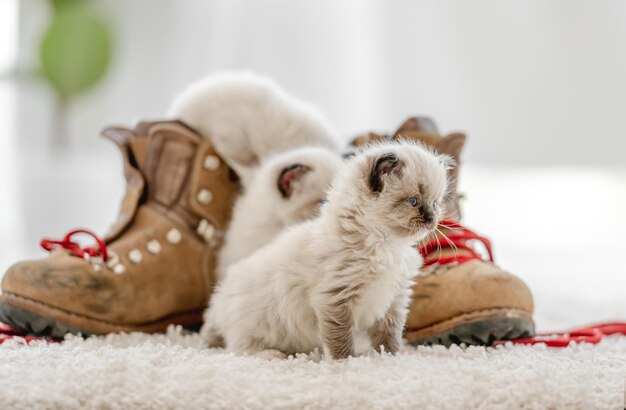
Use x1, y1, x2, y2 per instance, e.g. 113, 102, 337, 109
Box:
143, 124, 200, 209
140, 122, 214, 231
139, 121, 240, 235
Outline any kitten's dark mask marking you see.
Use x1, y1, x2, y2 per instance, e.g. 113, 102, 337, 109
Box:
369, 153, 402, 193
278, 163, 311, 198
419, 204, 435, 225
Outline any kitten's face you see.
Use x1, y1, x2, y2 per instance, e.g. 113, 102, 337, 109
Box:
274, 148, 343, 225
361, 146, 450, 241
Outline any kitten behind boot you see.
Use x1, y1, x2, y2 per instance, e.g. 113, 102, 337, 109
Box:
169, 72, 341, 186
203, 141, 451, 359
215, 147, 344, 282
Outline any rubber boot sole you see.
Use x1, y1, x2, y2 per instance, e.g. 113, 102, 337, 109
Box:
405, 308, 535, 346
0, 292, 204, 338
1, 293, 534, 345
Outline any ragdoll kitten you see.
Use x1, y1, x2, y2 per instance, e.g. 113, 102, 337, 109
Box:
169, 72, 342, 186
203, 141, 451, 360
215, 146, 344, 282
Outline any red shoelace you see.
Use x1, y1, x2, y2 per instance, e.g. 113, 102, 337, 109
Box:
40, 229, 109, 262
494, 322, 626, 347
419, 219, 494, 266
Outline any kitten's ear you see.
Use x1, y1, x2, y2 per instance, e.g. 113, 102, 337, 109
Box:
438, 154, 456, 172
278, 163, 311, 198
369, 152, 402, 193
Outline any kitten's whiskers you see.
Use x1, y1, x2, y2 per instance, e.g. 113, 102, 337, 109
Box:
434, 226, 459, 257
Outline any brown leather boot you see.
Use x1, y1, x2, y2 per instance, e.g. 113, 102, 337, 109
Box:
352, 117, 535, 346
0, 121, 240, 337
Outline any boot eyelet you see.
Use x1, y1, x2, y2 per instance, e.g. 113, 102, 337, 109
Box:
203, 155, 220, 171
197, 219, 216, 242
146, 240, 161, 255
166, 228, 182, 245
197, 219, 208, 234
128, 249, 143, 264
113, 264, 126, 274
197, 189, 213, 205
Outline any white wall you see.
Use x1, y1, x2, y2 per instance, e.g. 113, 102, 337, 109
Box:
15, 0, 626, 165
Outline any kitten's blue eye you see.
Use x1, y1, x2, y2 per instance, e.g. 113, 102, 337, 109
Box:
408, 197, 418, 207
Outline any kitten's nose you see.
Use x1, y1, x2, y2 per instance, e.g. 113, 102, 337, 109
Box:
419, 205, 435, 225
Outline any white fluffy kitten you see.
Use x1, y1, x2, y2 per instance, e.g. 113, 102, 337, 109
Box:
203, 141, 451, 360
216, 147, 343, 282
169, 72, 342, 185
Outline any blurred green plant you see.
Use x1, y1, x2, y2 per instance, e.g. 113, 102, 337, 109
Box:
39, 0, 112, 146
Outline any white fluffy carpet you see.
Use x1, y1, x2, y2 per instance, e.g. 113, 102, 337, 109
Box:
1, 327, 624, 410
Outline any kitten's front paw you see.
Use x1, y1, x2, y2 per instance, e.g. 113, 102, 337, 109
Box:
376, 344, 399, 355
323, 345, 355, 361
200, 326, 225, 348
253, 349, 288, 361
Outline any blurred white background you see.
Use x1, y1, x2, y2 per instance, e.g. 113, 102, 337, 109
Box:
0, 0, 624, 330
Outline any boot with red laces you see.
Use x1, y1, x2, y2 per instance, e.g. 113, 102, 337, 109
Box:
0, 120, 240, 337
353, 117, 535, 345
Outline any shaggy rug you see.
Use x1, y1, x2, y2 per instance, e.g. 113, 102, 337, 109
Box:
0, 326, 624, 410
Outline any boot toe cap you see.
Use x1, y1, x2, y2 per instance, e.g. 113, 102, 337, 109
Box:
407, 260, 534, 331
1, 252, 118, 316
